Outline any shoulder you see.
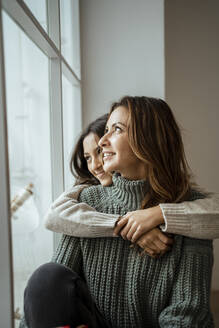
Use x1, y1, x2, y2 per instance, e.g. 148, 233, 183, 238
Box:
78, 184, 105, 206
63, 183, 90, 196
79, 184, 115, 209
50, 184, 90, 206
187, 189, 206, 201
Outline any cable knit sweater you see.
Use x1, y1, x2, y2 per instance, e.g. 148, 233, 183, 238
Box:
52, 174, 214, 328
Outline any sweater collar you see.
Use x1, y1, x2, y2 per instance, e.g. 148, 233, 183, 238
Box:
111, 173, 149, 209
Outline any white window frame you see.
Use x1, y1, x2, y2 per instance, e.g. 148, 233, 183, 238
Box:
0, 0, 81, 326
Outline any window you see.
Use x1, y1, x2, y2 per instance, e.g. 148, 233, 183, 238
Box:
3, 12, 52, 326
0, 0, 81, 327
62, 73, 82, 189
23, 0, 47, 31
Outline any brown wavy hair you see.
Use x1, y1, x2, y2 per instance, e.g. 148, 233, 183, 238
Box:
110, 96, 194, 208
70, 114, 108, 185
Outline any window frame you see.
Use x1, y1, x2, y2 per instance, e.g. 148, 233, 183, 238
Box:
0, 4, 14, 327
0, 0, 81, 326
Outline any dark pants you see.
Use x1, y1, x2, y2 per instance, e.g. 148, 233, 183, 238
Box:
24, 262, 110, 328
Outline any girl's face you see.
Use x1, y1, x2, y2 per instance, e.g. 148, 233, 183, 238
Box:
83, 132, 112, 186
99, 106, 147, 180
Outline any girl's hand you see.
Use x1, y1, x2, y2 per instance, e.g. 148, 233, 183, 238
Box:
136, 228, 173, 258
114, 206, 164, 242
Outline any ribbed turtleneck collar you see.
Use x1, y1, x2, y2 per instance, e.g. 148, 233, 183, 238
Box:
111, 173, 149, 209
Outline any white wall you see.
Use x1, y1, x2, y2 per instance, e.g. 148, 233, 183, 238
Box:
165, 0, 219, 290
80, 0, 164, 127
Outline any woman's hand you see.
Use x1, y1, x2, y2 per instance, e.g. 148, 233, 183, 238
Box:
136, 228, 173, 258
114, 206, 164, 242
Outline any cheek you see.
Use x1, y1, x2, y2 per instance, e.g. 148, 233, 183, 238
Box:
118, 139, 132, 155
111, 135, 126, 151
120, 143, 138, 163
98, 153, 103, 165
87, 162, 93, 174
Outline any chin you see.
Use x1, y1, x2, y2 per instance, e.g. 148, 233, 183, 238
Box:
103, 162, 116, 174
100, 176, 112, 187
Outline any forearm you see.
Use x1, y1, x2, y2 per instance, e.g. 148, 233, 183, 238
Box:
160, 193, 219, 239
45, 184, 119, 237
46, 203, 118, 237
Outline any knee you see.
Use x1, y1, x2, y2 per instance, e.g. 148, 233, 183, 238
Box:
24, 263, 84, 327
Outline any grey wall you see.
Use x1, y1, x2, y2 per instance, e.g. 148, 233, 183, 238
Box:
165, 0, 219, 290
80, 0, 164, 127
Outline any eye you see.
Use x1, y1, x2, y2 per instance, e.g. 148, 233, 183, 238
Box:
84, 155, 91, 162
104, 127, 109, 134
114, 125, 122, 132
97, 146, 102, 154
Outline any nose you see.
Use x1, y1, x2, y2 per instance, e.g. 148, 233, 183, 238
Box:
92, 156, 102, 171
99, 132, 109, 148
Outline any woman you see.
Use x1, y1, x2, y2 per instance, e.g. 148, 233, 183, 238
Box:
51, 96, 213, 327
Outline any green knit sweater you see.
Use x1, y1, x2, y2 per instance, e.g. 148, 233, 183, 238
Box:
53, 174, 214, 328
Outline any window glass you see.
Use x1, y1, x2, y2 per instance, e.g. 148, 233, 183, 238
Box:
23, 0, 47, 31
2, 11, 53, 326
60, 0, 81, 77
62, 74, 82, 189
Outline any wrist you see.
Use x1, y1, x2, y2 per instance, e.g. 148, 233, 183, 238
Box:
150, 205, 164, 226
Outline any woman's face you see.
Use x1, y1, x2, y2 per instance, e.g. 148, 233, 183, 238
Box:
83, 132, 112, 186
99, 106, 147, 180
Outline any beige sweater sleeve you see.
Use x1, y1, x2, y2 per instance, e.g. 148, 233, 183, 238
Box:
44, 184, 119, 237
160, 193, 219, 239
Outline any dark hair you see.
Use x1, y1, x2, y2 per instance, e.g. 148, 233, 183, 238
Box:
70, 114, 108, 185
109, 96, 194, 207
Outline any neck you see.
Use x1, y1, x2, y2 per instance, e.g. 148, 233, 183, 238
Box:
112, 173, 149, 209
120, 164, 147, 181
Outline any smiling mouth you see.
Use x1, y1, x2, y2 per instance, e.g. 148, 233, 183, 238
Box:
103, 152, 115, 161
96, 171, 105, 178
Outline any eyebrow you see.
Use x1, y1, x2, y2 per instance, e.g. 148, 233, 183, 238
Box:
113, 122, 126, 127
106, 122, 127, 129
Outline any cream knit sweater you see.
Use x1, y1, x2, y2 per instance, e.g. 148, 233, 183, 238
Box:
45, 184, 219, 239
